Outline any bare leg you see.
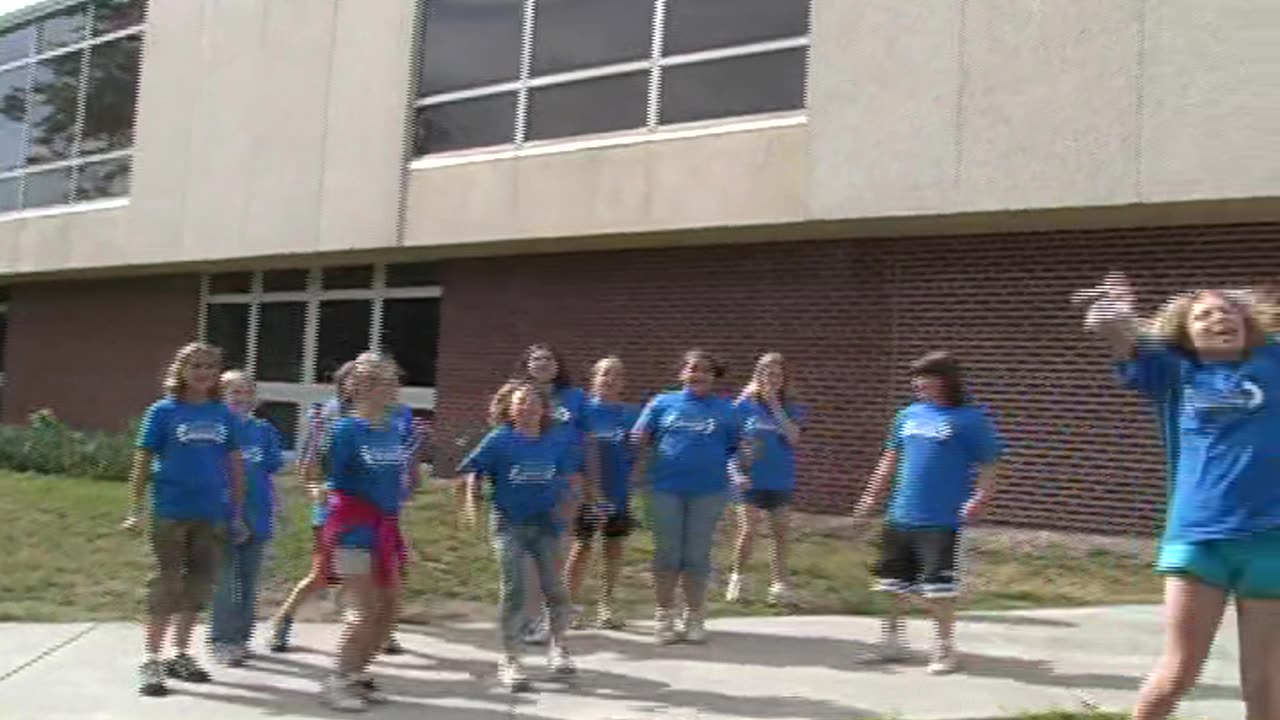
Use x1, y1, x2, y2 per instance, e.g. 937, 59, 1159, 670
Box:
338, 574, 377, 676
731, 504, 757, 577
145, 615, 169, 656
767, 507, 790, 588
1132, 577, 1228, 720
1236, 597, 1280, 720
566, 537, 593, 604
173, 612, 198, 654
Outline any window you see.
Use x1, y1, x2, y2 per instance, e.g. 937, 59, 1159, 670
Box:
412, 0, 810, 156
0, 0, 144, 212
201, 263, 443, 449
257, 401, 299, 451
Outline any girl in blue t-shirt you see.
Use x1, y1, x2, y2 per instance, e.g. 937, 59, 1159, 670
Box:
1079, 273, 1280, 720
269, 359, 356, 653
460, 381, 580, 692
211, 370, 283, 667
853, 351, 1003, 676
565, 357, 642, 629
634, 349, 748, 645
122, 342, 246, 698
725, 353, 805, 609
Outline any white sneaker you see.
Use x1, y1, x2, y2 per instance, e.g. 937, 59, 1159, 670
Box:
323, 673, 368, 712
767, 581, 797, 607
682, 609, 708, 644
725, 572, 744, 603
927, 646, 959, 675
860, 631, 909, 664
654, 608, 679, 645
498, 656, 531, 692
521, 614, 550, 645
548, 645, 576, 676
353, 673, 390, 704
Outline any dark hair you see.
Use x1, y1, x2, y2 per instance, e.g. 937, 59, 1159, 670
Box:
332, 360, 357, 407
909, 351, 967, 407
487, 380, 553, 433
680, 349, 726, 379
517, 343, 571, 390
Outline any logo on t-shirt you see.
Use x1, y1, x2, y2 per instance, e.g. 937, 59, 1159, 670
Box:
242, 446, 265, 465
359, 445, 405, 467
902, 417, 954, 442
1184, 375, 1265, 418
594, 426, 627, 444
509, 462, 556, 485
175, 421, 229, 444
552, 405, 572, 424
663, 413, 717, 435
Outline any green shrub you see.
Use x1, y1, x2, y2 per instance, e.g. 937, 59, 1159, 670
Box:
0, 409, 137, 481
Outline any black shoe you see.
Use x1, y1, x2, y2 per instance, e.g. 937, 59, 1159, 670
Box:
383, 635, 404, 655
164, 654, 212, 683
139, 659, 169, 697
268, 616, 293, 653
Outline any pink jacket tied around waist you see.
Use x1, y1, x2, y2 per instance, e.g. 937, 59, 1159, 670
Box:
321, 490, 406, 588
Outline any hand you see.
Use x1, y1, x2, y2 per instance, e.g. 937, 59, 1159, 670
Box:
120, 512, 142, 533
962, 497, 985, 523
232, 517, 251, 545
1072, 271, 1136, 332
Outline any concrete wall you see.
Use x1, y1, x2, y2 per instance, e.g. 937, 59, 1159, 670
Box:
3, 274, 199, 430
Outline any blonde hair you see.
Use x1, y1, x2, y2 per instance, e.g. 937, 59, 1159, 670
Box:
1141, 290, 1268, 353
590, 356, 624, 393
347, 351, 400, 402
487, 380, 552, 432
742, 352, 790, 404
163, 342, 223, 401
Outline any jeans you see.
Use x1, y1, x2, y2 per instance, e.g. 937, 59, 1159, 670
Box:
650, 490, 728, 582
493, 515, 568, 655
210, 537, 266, 647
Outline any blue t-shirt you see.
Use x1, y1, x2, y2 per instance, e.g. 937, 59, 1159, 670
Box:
550, 386, 590, 471
458, 425, 575, 528
885, 401, 1003, 529
584, 399, 641, 511
634, 390, 743, 496
138, 398, 241, 522
1117, 338, 1280, 544
327, 416, 407, 548
237, 416, 284, 540
735, 398, 806, 492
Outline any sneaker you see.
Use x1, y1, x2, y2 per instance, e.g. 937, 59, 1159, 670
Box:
498, 656, 531, 692
353, 673, 390, 704
521, 613, 550, 645
138, 659, 168, 697
269, 616, 293, 653
597, 603, 625, 630
323, 673, 369, 712
654, 608, 679, 645
725, 572, 744, 603
212, 644, 244, 667
382, 635, 404, 655
767, 582, 797, 608
927, 645, 959, 675
163, 654, 212, 683
548, 645, 576, 676
682, 609, 708, 644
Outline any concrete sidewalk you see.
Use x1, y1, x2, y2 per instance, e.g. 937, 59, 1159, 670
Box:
0, 606, 1242, 720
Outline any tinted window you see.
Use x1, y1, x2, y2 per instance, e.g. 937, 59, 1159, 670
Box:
257, 401, 299, 450
0, 178, 19, 212
206, 303, 249, 371
321, 265, 373, 290
382, 298, 440, 387
75, 156, 130, 200
0, 26, 35, 66
257, 302, 305, 382
93, 0, 146, 36
526, 73, 648, 142
414, 94, 516, 155
0, 67, 28, 173
664, 0, 810, 55
386, 262, 439, 287
420, 0, 523, 96
530, 0, 653, 76
262, 269, 308, 292
37, 4, 88, 53
315, 300, 371, 381
81, 35, 141, 155
27, 51, 82, 164
23, 166, 72, 207
660, 49, 806, 126
209, 272, 252, 294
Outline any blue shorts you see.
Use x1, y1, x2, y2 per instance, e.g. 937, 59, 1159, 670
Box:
1157, 530, 1280, 599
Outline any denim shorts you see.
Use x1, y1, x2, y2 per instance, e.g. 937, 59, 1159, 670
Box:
649, 490, 727, 579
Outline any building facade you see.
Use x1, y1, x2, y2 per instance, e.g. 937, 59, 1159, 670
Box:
0, 0, 1277, 537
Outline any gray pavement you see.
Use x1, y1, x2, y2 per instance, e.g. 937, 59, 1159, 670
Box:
0, 606, 1242, 720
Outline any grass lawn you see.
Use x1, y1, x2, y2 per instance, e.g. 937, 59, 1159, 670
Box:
0, 470, 1163, 623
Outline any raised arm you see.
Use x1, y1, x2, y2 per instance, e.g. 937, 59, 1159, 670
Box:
1073, 271, 1140, 360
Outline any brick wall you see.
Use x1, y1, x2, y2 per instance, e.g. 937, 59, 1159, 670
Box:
4, 274, 200, 432
432, 223, 1280, 537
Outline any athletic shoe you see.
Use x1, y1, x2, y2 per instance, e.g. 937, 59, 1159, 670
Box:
521, 613, 550, 645
767, 581, 797, 608
682, 609, 708, 644
548, 645, 576, 676
498, 656, 531, 692
138, 659, 168, 697
654, 608, 679, 645
163, 654, 212, 683
597, 603, 625, 630
212, 643, 244, 667
724, 572, 744, 603
269, 616, 293, 653
353, 673, 390, 703
382, 635, 404, 655
927, 645, 959, 675
323, 673, 368, 712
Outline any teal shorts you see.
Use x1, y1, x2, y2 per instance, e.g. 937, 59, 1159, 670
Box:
1157, 530, 1280, 599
